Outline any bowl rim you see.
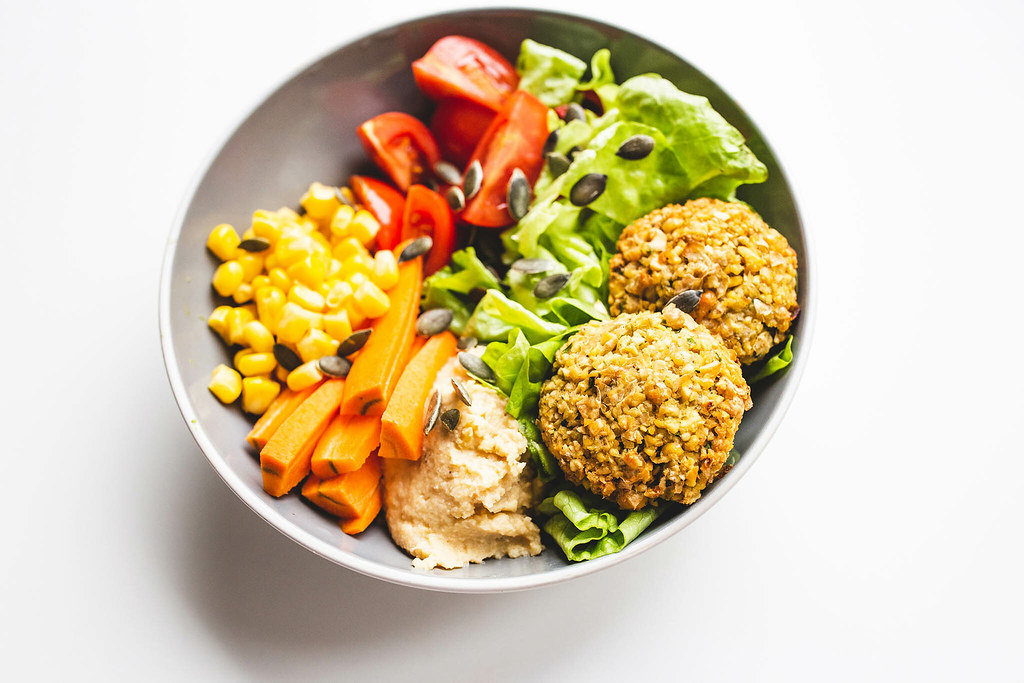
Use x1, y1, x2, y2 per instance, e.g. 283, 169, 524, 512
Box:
159, 6, 817, 594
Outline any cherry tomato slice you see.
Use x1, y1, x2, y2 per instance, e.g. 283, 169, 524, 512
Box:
401, 185, 455, 276
460, 90, 549, 228
430, 98, 496, 167
412, 36, 518, 113
350, 175, 405, 251
357, 112, 441, 192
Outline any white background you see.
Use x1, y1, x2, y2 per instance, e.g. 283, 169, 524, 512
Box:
2, 0, 1023, 680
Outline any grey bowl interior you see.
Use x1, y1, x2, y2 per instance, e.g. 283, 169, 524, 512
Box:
160, 8, 813, 592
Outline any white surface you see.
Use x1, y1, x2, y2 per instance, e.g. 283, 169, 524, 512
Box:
2, 0, 1022, 679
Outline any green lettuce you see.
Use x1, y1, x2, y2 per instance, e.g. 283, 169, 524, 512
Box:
480, 327, 574, 417
516, 39, 587, 106
538, 490, 661, 562
518, 417, 559, 482
749, 335, 794, 382
421, 247, 501, 333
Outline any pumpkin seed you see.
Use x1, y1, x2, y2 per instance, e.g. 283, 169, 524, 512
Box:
337, 328, 372, 356
440, 408, 461, 431
444, 185, 466, 211
416, 308, 454, 336
546, 152, 571, 178
237, 238, 271, 252
272, 343, 302, 372
433, 160, 462, 185
458, 351, 496, 383
511, 258, 556, 274
567, 145, 582, 160
506, 168, 531, 221
317, 355, 351, 378
542, 128, 559, 155
533, 272, 570, 299
398, 236, 432, 263
665, 289, 703, 314
423, 390, 440, 435
463, 160, 483, 199
457, 336, 478, 350
569, 173, 607, 206
563, 102, 586, 123
615, 134, 655, 160
451, 378, 472, 407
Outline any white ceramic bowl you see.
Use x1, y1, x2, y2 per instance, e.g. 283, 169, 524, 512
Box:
160, 8, 815, 593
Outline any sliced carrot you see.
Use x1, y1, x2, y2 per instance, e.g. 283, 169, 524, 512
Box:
339, 242, 423, 417
246, 386, 317, 450
340, 486, 382, 535
310, 413, 382, 478
379, 331, 458, 461
260, 379, 345, 497
300, 455, 382, 518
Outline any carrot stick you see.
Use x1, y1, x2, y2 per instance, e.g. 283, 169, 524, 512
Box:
246, 386, 317, 450
339, 242, 423, 417
300, 455, 381, 518
340, 486, 382, 535
310, 414, 382, 479
379, 331, 458, 461
260, 379, 345, 497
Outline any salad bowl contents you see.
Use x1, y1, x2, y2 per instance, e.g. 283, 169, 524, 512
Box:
161, 10, 810, 591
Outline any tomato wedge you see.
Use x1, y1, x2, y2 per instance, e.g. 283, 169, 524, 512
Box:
357, 112, 440, 192
460, 90, 549, 228
412, 36, 518, 113
401, 185, 455, 276
430, 98, 496, 167
350, 175, 405, 251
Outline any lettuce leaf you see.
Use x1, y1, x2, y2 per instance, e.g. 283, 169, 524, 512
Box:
518, 417, 559, 482
421, 247, 501, 334
463, 289, 567, 344
749, 335, 794, 382
516, 39, 588, 107
480, 327, 573, 417
538, 490, 661, 562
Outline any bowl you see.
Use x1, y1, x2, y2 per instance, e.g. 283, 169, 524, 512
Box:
159, 8, 814, 593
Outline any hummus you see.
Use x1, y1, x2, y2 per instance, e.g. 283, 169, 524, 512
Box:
383, 352, 543, 569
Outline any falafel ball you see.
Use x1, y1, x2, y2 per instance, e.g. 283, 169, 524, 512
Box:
537, 307, 752, 510
608, 198, 799, 365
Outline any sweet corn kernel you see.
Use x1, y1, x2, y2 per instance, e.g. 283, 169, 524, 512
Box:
331, 236, 366, 262
322, 309, 352, 341
241, 227, 257, 241
329, 205, 356, 239
275, 365, 289, 382
345, 302, 367, 329
264, 253, 278, 270
276, 302, 321, 343
251, 274, 270, 292
228, 306, 256, 345
325, 279, 355, 310
242, 376, 281, 415
251, 210, 282, 244
212, 260, 244, 297
237, 352, 277, 377
209, 364, 242, 403
275, 235, 314, 268
242, 320, 274, 352
288, 283, 326, 312
296, 328, 339, 363
347, 271, 369, 289
352, 280, 390, 318
232, 282, 253, 304
347, 210, 380, 246
310, 231, 331, 251
207, 305, 233, 343
233, 347, 254, 370
300, 182, 342, 221
277, 207, 300, 222
341, 253, 375, 280
288, 253, 327, 289
287, 360, 323, 391
326, 258, 343, 280
267, 267, 291, 291
372, 250, 399, 290
207, 224, 240, 261
255, 285, 286, 333
236, 253, 265, 282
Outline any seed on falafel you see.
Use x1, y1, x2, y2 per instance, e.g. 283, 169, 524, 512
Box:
537, 309, 752, 510
608, 198, 799, 365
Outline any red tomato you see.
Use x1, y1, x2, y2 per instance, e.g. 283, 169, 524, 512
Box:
401, 185, 455, 276
460, 90, 549, 228
430, 98, 496, 167
412, 36, 518, 113
350, 175, 405, 250
357, 112, 441, 192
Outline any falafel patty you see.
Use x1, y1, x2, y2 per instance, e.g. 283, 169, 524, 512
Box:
608, 198, 799, 365
537, 308, 752, 510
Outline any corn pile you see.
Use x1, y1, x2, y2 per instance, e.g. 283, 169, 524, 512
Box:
205, 182, 399, 414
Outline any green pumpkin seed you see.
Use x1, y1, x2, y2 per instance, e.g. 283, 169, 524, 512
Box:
433, 160, 462, 186
511, 258, 556, 274
542, 129, 559, 156
238, 238, 271, 252
416, 308, 454, 337
423, 389, 440, 435
457, 336, 478, 351
445, 185, 466, 211
665, 289, 703, 314
506, 168, 531, 221
273, 343, 302, 372
440, 408, 461, 431
398, 236, 432, 263
563, 103, 586, 123
317, 355, 351, 378
463, 160, 483, 199
451, 378, 472, 407
546, 152, 571, 178
533, 272, 570, 299
569, 173, 607, 206
337, 328, 372, 357
615, 134, 655, 160
458, 351, 496, 383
